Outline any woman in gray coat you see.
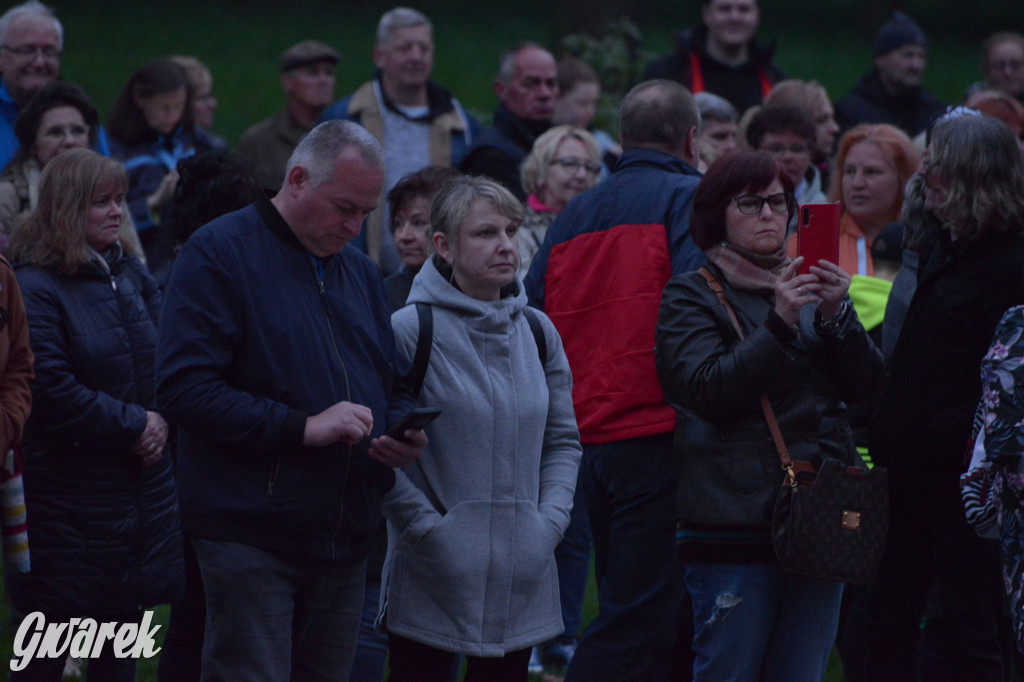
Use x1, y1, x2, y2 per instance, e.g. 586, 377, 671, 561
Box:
382, 177, 582, 682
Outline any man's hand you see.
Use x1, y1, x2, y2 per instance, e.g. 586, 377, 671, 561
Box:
303, 401, 373, 447
368, 429, 427, 468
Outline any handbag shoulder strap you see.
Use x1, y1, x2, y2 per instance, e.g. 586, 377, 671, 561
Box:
697, 267, 797, 480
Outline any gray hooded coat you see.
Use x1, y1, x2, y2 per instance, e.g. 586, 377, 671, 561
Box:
380, 256, 582, 656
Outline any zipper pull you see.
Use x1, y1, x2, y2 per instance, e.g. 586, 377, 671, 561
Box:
110, 276, 117, 292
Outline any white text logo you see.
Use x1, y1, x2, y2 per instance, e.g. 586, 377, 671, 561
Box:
10, 611, 162, 671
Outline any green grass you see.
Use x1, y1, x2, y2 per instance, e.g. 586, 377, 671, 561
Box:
35, 0, 1024, 148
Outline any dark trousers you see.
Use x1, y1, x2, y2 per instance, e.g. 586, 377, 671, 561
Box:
564, 433, 689, 682
862, 493, 1005, 681
158, 534, 205, 682
192, 538, 365, 682
387, 633, 531, 682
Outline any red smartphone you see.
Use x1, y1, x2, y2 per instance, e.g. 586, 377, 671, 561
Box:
798, 203, 841, 275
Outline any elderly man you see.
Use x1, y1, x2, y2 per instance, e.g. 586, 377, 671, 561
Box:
525, 79, 703, 682
156, 120, 426, 680
835, 12, 945, 137
237, 40, 339, 191
322, 7, 478, 275
0, 1, 61, 167
645, 0, 784, 116
459, 42, 556, 200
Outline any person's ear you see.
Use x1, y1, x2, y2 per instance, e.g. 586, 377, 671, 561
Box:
433, 231, 452, 262
285, 164, 309, 193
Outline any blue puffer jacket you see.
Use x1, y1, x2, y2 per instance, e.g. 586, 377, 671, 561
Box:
156, 196, 416, 562
8, 249, 184, 618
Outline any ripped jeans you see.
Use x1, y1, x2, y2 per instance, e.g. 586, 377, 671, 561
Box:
685, 562, 843, 682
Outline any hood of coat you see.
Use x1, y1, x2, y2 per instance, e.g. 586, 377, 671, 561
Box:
407, 255, 528, 332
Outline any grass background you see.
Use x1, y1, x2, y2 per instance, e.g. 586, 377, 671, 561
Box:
2, 0, 1023, 679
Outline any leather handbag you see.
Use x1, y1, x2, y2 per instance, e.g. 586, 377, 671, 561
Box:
699, 267, 889, 584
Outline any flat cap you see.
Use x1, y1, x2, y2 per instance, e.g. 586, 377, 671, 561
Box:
280, 40, 339, 72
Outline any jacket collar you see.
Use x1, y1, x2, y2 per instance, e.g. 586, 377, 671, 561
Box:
255, 193, 325, 258
677, 23, 777, 68
369, 71, 456, 123
614, 147, 701, 177
493, 103, 549, 148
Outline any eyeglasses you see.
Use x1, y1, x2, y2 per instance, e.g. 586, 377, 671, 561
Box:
761, 143, 810, 156
731, 193, 793, 215
550, 157, 601, 176
0, 44, 61, 60
991, 59, 1024, 72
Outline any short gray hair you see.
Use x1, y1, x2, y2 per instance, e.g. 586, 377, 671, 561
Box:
429, 176, 525, 249
620, 79, 699, 152
520, 125, 600, 195
927, 114, 1024, 241
694, 92, 737, 129
285, 120, 383, 188
496, 41, 546, 84
0, 0, 62, 50
376, 7, 431, 47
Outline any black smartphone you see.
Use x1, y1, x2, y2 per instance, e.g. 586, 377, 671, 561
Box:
385, 407, 441, 441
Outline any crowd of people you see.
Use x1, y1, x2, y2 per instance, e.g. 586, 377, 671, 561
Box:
2, 0, 1024, 680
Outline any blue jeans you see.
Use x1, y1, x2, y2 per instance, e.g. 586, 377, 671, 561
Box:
349, 582, 387, 682
192, 538, 365, 682
553, 469, 591, 642
686, 562, 844, 682
565, 433, 687, 682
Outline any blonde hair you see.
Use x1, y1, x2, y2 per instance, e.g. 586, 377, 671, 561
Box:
829, 124, 920, 224
9, 148, 139, 273
520, 125, 600, 195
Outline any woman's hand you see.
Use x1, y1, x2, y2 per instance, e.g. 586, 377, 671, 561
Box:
132, 410, 169, 466
774, 257, 820, 327
809, 260, 851, 320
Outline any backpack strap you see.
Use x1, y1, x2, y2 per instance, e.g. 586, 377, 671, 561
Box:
523, 307, 547, 366
411, 304, 547, 399
411, 303, 433, 399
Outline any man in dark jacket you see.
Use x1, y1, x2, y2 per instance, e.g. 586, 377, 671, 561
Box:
525, 79, 702, 682
834, 12, 945, 138
156, 120, 426, 680
459, 42, 556, 200
644, 0, 784, 116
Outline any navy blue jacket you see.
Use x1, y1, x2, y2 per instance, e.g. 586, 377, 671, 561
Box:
156, 196, 415, 561
460, 104, 549, 200
9, 251, 184, 618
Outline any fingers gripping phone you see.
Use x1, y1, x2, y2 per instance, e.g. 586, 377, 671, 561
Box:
384, 407, 441, 442
798, 203, 841, 275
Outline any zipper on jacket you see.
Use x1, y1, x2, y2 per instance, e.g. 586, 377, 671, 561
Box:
311, 261, 354, 557
266, 454, 281, 497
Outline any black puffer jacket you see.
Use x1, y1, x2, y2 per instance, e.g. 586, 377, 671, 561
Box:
655, 264, 885, 563
8, 250, 183, 618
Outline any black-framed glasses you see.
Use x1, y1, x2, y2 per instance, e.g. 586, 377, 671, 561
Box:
0, 44, 61, 60
732, 193, 793, 215
550, 157, 601, 176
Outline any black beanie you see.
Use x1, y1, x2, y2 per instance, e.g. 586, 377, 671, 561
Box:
874, 12, 927, 57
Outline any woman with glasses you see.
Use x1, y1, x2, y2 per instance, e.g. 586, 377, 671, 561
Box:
830, 123, 919, 277
518, 125, 601, 276
654, 150, 884, 682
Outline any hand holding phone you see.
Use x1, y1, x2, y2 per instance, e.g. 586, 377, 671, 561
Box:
798, 203, 841, 276
384, 407, 441, 443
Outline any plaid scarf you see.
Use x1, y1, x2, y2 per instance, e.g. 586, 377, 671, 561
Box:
705, 242, 791, 296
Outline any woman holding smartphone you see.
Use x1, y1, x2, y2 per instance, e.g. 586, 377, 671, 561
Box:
655, 150, 884, 682
381, 176, 582, 682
